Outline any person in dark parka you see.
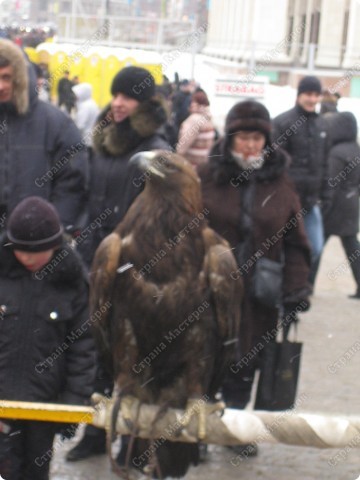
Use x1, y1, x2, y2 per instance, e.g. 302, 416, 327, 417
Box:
77, 66, 171, 267
0, 39, 88, 234
198, 100, 312, 455
321, 111, 360, 298
0, 197, 96, 480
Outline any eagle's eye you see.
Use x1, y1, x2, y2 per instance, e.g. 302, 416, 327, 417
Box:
161, 161, 179, 174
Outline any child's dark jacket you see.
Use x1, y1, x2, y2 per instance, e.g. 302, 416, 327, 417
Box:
0, 239, 96, 405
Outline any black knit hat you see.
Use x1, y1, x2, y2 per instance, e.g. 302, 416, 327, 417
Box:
111, 66, 155, 102
225, 100, 271, 141
297, 76, 322, 96
7, 197, 63, 252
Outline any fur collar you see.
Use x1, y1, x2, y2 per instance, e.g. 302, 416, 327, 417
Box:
208, 139, 290, 185
93, 95, 168, 157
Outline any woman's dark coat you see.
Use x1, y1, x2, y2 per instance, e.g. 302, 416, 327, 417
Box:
323, 112, 360, 237
199, 142, 311, 356
79, 96, 171, 266
0, 240, 96, 404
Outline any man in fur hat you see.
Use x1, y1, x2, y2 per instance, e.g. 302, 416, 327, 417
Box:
0, 39, 88, 234
68, 65, 171, 462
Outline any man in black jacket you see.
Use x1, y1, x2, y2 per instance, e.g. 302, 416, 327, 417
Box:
0, 39, 88, 235
57, 70, 76, 114
273, 76, 330, 287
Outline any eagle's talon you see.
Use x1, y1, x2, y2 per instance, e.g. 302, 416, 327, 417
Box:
180, 399, 225, 440
119, 395, 140, 433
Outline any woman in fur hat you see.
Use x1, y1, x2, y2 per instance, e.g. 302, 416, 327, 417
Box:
198, 100, 312, 456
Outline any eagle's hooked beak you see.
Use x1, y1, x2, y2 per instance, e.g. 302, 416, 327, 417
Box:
130, 151, 165, 179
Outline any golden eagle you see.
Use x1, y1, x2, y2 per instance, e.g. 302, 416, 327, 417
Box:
91, 151, 241, 478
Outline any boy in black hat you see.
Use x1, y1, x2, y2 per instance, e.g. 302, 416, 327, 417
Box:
0, 196, 96, 480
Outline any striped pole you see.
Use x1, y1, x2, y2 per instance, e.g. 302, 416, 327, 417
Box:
0, 396, 359, 450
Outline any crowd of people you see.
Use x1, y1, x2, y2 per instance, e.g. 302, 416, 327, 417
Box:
0, 37, 359, 479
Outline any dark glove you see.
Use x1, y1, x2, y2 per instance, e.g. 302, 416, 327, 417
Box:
283, 298, 310, 316
281, 299, 310, 336
56, 422, 79, 440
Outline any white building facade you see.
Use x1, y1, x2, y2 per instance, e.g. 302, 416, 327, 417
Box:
203, 0, 360, 96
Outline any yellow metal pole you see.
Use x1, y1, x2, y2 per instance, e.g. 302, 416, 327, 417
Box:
0, 400, 94, 424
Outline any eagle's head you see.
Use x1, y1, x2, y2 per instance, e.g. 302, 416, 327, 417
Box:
130, 150, 203, 213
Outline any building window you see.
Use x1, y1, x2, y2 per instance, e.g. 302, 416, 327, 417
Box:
341, 7, 349, 64
309, 9, 320, 44
286, 16, 294, 55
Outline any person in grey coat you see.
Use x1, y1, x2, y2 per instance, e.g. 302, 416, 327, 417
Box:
72, 82, 99, 147
321, 111, 360, 298
0, 39, 88, 234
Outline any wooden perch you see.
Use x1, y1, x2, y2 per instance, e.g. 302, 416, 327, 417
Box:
1, 396, 359, 450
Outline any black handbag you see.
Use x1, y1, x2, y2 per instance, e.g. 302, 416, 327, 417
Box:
254, 324, 302, 411
252, 256, 283, 308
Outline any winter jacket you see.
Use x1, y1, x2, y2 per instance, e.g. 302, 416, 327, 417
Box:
0, 42, 88, 232
57, 76, 76, 111
199, 142, 311, 356
78, 96, 171, 266
72, 83, 100, 146
0, 240, 96, 404
322, 112, 360, 236
272, 104, 330, 212
171, 90, 191, 131
176, 108, 215, 169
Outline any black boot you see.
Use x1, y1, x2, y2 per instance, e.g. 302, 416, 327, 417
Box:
66, 428, 106, 461
116, 435, 130, 466
348, 288, 360, 299
226, 443, 258, 458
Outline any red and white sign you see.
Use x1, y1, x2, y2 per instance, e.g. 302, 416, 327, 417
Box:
215, 78, 267, 98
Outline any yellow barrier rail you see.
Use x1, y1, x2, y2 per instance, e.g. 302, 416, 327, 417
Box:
0, 397, 360, 450
0, 400, 94, 424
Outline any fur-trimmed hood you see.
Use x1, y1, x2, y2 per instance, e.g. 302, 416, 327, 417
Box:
0, 39, 29, 115
207, 138, 290, 185
324, 111, 358, 145
93, 95, 168, 157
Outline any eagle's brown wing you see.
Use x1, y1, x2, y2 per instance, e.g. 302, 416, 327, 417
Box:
89, 231, 122, 371
201, 227, 242, 393
202, 227, 242, 339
